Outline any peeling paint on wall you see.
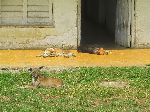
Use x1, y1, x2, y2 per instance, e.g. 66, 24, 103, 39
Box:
1, 0, 150, 49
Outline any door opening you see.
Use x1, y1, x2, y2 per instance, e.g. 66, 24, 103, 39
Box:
79, 0, 133, 51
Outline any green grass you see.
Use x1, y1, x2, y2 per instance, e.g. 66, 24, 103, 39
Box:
1, 67, 150, 112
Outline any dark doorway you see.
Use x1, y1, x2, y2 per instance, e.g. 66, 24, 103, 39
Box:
80, 0, 122, 51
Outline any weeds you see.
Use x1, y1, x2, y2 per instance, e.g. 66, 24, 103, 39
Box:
0, 67, 150, 111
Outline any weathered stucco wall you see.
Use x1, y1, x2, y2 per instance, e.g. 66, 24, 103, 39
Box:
1, 0, 150, 49
0, 0, 78, 49
135, 0, 150, 48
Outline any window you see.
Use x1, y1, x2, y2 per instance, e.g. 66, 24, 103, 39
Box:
0, 0, 53, 26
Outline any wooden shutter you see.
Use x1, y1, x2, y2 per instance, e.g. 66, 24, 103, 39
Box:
27, 0, 53, 25
0, 0, 23, 25
0, 0, 53, 26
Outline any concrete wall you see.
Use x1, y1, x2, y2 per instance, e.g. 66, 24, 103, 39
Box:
0, 0, 78, 49
134, 0, 150, 48
1, 0, 150, 49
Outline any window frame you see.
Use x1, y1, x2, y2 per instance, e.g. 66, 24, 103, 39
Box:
0, 0, 54, 27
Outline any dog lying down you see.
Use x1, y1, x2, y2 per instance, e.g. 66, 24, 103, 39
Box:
21, 66, 63, 89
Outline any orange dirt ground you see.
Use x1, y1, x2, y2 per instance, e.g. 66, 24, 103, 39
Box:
0, 49, 150, 68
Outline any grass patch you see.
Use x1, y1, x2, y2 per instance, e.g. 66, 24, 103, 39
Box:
1, 67, 150, 111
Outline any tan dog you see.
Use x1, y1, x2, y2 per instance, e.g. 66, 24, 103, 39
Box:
96, 48, 105, 55
94, 48, 112, 55
36, 48, 76, 58
28, 67, 63, 88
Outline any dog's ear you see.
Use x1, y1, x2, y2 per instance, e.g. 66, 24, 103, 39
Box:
28, 68, 33, 72
39, 66, 44, 70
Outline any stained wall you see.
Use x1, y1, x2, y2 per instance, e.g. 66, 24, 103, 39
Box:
0, 0, 78, 49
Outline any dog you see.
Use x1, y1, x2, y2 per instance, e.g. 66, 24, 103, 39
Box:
28, 66, 63, 88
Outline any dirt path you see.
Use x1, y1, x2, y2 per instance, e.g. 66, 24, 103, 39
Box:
0, 49, 150, 68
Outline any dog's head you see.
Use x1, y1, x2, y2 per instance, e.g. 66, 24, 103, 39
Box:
28, 66, 44, 80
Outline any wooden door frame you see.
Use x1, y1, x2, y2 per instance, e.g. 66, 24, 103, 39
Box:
130, 0, 136, 48
77, 0, 81, 49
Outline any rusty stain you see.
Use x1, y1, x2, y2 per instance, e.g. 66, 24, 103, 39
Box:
0, 49, 150, 68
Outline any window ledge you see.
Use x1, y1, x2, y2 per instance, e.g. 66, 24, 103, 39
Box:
0, 25, 55, 28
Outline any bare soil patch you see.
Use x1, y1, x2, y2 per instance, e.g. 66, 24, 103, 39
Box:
99, 80, 129, 88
